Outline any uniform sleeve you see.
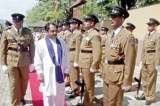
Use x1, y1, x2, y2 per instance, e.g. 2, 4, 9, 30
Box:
123, 35, 136, 85
34, 41, 43, 75
29, 32, 35, 64
62, 40, 70, 74
0, 31, 8, 65
91, 35, 102, 70
74, 33, 82, 64
155, 34, 160, 65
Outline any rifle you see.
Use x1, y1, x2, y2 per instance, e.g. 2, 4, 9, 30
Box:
134, 69, 142, 98
75, 76, 84, 106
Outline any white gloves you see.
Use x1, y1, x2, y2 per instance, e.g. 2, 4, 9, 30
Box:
121, 84, 130, 92
1, 65, 8, 74
155, 66, 160, 71
139, 61, 142, 69
90, 68, 98, 73
73, 62, 79, 67
29, 64, 35, 72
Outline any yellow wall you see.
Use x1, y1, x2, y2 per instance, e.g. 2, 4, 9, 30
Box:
125, 3, 160, 40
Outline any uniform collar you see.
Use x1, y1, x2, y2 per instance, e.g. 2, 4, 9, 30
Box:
113, 26, 122, 36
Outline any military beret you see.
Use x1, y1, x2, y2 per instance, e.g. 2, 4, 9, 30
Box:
70, 18, 83, 25
126, 22, 136, 29
62, 20, 70, 25
11, 13, 25, 20
5, 20, 12, 26
101, 27, 108, 31
84, 13, 99, 23
147, 18, 160, 26
109, 6, 129, 18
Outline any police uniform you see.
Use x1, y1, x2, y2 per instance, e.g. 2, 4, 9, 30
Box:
102, 6, 136, 106
79, 14, 101, 106
125, 22, 138, 90
0, 13, 35, 106
99, 27, 108, 74
140, 18, 160, 105
67, 18, 83, 97
61, 20, 72, 86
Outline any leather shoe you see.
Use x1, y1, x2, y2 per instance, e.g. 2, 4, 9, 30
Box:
66, 90, 74, 94
145, 100, 152, 105
135, 96, 145, 100
21, 99, 26, 105
68, 92, 79, 98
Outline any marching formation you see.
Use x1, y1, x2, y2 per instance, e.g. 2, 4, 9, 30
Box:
0, 4, 160, 106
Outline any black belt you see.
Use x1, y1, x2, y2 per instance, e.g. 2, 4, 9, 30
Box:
108, 60, 124, 65
69, 48, 75, 51
146, 50, 155, 53
8, 47, 29, 52
102, 45, 105, 47
81, 50, 92, 53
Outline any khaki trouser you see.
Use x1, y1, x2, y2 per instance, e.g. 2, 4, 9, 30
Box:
103, 82, 124, 106
81, 68, 95, 106
69, 61, 79, 90
142, 64, 157, 100
8, 65, 29, 106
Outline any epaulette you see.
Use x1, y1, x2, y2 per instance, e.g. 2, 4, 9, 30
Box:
23, 27, 31, 31
3, 26, 11, 31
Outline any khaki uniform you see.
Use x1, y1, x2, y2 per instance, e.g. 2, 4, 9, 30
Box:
99, 34, 108, 73
102, 28, 136, 106
68, 29, 82, 90
141, 31, 160, 100
61, 30, 72, 85
0, 26, 35, 106
79, 28, 101, 106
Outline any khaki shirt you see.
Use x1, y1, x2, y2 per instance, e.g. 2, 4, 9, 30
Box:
103, 27, 136, 85
141, 30, 160, 65
60, 30, 72, 45
68, 29, 82, 63
79, 28, 101, 69
0, 26, 35, 67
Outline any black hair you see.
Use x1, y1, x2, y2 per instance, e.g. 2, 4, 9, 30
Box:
44, 22, 57, 32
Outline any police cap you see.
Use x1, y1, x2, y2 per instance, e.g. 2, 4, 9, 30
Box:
126, 22, 136, 29
62, 20, 70, 25
11, 13, 25, 20
147, 18, 160, 26
101, 27, 108, 31
70, 18, 83, 25
84, 13, 99, 23
109, 6, 129, 18
5, 20, 12, 26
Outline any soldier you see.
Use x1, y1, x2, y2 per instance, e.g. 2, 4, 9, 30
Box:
66, 17, 83, 98
102, 6, 136, 106
61, 20, 72, 86
0, 13, 35, 106
79, 13, 101, 106
57, 22, 63, 38
136, 18, 160, 105
98, 27, 108, 76
125, 22, 138, 91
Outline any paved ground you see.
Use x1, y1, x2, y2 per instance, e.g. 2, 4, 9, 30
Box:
0, 65, 160, 106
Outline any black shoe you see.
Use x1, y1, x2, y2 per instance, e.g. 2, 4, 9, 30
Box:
68, 93, 79, 98
66, 90, 74, 94
21, 99, 26, 105
136, 96, 146, 100
65, 83, 70, 87
145, 100, 152, 105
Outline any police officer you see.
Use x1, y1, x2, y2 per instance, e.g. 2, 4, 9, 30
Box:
66, 18, 83, 98
136, 18, 160, 105
61, 20, 72, 86
102, 6, 136, 106
99, 27, 108, 76
79, 13, 101, 106
125, 22, 138, 91
0, 13, 35, 106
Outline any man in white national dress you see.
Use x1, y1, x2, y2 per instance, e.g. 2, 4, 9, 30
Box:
34, 22, 70, 106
